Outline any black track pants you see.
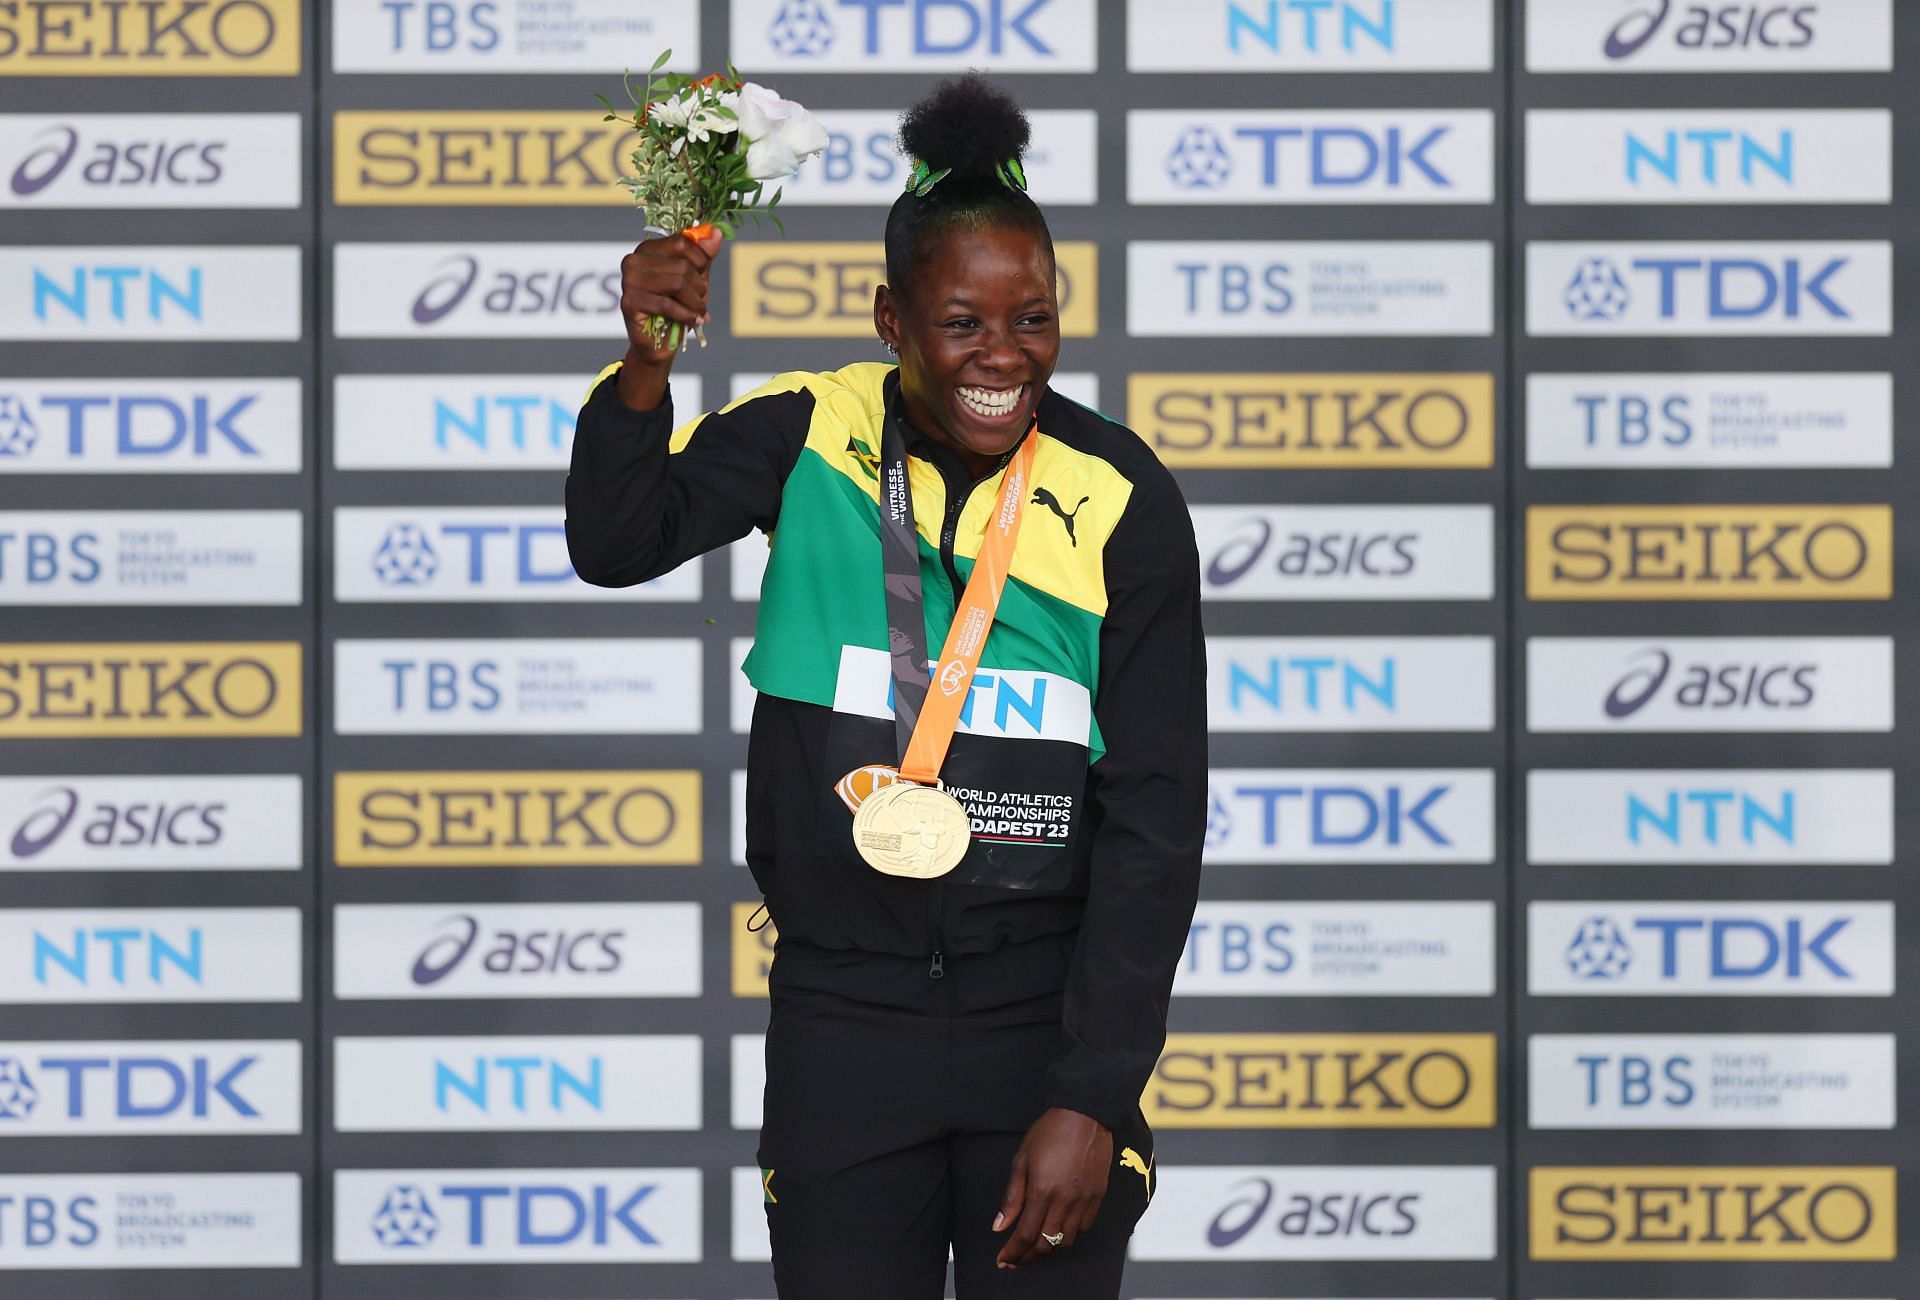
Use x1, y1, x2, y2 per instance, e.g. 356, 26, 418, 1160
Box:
756, 950, 1155, 1298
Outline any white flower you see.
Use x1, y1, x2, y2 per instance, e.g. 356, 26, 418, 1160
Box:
651, 89, 738, 155
730, 82, 829, 180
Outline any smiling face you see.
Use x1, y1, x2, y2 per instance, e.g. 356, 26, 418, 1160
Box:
874, 223, 1060, 477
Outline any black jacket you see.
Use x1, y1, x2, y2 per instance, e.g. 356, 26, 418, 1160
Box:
565, 361, 1205, 1131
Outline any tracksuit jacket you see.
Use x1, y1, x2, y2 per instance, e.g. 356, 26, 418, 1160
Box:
564, 360, 1206, 1132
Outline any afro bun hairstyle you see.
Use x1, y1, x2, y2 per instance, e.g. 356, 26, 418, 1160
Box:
884, 74, 1053, 292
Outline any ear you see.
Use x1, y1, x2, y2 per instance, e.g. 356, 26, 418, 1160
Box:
873, 283, 901, 353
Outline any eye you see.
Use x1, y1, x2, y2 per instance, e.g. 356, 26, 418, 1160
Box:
941, 316, 980, 331
1018, 312, 1054, 329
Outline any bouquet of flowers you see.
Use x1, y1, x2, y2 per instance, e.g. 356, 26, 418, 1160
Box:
599, 50, 828, 350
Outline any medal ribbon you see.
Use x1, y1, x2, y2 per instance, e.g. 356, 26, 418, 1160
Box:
877, 403, 1038, 787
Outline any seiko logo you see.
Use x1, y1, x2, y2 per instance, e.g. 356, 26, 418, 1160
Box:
0, 1, 294, 65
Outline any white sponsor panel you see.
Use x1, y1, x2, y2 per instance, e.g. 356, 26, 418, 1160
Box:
333, 243, 624, 338
1207, 769, 1493, 865
334, 638, 702, 735
1528, 769, 1893, 865
732, 1033, 764, 1130
731, 770, 747, 867
728, 371, 1099, 410
0, 510, 300, 605
732, 636, 755, 734
1208, 636, 1495, 732
0, 1040, 301, 1135
1195, 504, 1495, 601
1526, 110, 1890, 204
1128, 241, 1493, 336
1528, 1033, 1896, 1129
333, 903, 700, 1000
1526, 637, 1894, 733
1527, 0, 1891, 71
774, 109, 1094, 205
730, 0, 1096, 71
1131, 1165, 1496, 1260
1128, 0, 1493, 70
0, 907, 300, 1004
0, 775, 302, 872
0, 114, 301, 208
0, 247, 301, 341
331, 0, 700, 71
1527, 241, 1892, 337
731, 1166, 771, 1261
1176, 901, 1495, 996
333, 507, 699, 602
334, 1167, 700, 1263
1130, 112, 1494, 205
0, 379, 302, 474
834, 645, 1091, 747
1525, 373, 1892, 469
332, 373, 696, 470
0, 1173, 300, 1268
1529, 902, 1895, 997
333, 1035, 701, 1132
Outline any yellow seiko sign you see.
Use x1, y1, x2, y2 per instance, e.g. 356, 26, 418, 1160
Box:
1531, 1166, 1895, 1260
732, 901, 777, 997
1129, 373, 1494, 468
1145, 1033, 1495, 1128
0, 643, 301, 737
334, 770, 700, 867
1527, 505, 1892, 600
732, 241, 1097, 338
334, 111, 641, 205
0, 0, 301, 75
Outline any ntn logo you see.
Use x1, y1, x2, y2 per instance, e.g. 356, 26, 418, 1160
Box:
1626, 128, 1791, 182
33, 265, 200, 321
434, 394, 572, 450
435, 1055, 602, 1112
1626, 788, 1791, 844
1227, 1, 1393, 52
33, 927, 200, 984
1227, 656, 1394, 712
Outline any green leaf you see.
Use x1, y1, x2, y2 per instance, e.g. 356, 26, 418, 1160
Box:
771, 211, 786, 236
651, 47, 672, 71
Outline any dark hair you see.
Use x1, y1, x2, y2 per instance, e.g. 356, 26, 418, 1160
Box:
884, 74, 1054, 292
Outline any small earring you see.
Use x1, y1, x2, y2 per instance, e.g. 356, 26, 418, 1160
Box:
884, 341, 898, 356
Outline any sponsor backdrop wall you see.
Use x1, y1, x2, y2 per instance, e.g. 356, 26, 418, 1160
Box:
0, 0, 1907, 1296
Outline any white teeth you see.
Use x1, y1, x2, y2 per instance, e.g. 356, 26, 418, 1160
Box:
958, 384, 1023, 418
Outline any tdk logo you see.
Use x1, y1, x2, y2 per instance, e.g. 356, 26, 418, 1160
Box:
368, 519, 570, 588
435, 1055, 604, 1115
1625, 127, 1792, 186
1566, 914, 1849, 981
0, 1052, 257, 1123
0, 382, 299, 473
369, 1179, 661, 1248
1204, 770, 1493, 864
0, 395, 37, 456
1164, 122, 1452, 191
1531, 242, 1890, 335
33, 926, 201, 988
769, 0, 1057, 57
1628, 787, 1792, 847
1226, 1, 1394, 53
33, 265, 200, 323
1563, 253, 1849, 321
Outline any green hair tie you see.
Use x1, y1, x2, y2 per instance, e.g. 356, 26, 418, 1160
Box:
903, 156, 1028, 197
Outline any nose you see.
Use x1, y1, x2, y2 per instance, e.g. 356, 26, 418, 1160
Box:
975, 321, 1022, 375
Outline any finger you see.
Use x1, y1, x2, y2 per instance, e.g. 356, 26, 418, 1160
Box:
1077, 1189, 1103, 1235
625, 265, 709, 316
998, 1187, 1057, 1268
626, 290, 700, 327
992, 1156, 1026, 1234
669, 231, 717, 269
694, 228, 724, 256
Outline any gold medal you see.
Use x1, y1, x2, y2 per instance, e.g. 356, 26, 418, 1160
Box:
850, 780, 972, 878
